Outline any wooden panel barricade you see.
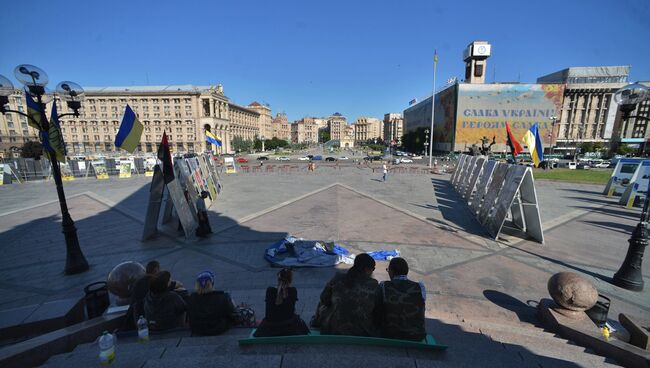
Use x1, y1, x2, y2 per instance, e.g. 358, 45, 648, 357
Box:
463, 157, 486, 201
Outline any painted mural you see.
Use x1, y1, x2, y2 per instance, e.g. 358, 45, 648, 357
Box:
454, 84, 565, 149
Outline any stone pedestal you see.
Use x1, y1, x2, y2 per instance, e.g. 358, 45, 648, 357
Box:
547, 272, 598, 319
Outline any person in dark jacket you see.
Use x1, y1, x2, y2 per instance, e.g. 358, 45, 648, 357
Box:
311, 253, 380, 336
254, 268, 309, 337
144, 271, 187, 332
187, 271, 237, 335
376, 257, 426, 341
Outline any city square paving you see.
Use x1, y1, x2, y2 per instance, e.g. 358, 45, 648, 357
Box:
0, 164, 648, 341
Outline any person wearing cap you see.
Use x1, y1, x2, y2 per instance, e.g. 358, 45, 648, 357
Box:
187, 270, 237, 335
195, 191, 212, 237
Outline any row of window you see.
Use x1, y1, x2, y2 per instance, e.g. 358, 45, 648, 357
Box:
86, 98, 191, 105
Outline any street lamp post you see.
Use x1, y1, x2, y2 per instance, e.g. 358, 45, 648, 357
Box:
612, 82, 650, 291
0, 65, 89, 275
549, 116, 557, 157
424, 129, 430, 157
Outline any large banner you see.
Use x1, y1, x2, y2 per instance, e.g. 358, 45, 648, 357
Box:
92, 161, 109, 180
61, 163, 75, 181
454, 84, 564, 152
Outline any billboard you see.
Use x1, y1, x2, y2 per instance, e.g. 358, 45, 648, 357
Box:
454, 84, 565, 152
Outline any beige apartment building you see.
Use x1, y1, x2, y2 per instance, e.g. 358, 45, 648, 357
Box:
0, 90, 40, 157
353, 117, 383, 143
0, 84, 277, 157
247, 102, 273, 140
383, 113, 403, 144
291, 118, 318, 144
272, 113, 291, 141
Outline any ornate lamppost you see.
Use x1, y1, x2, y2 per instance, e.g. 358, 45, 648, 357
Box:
0, 65, 89, 275
612, 82, 650, 291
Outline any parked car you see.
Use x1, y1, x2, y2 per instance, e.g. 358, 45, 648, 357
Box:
313, 155, 323, 160
391, 158, 401, 165
307, 155, 314, 159
339, 156, 349, 160
325, 157, 337, 162
594, 161, 610, 168
400, 158, 413, 163
577, 162, 591, 170
412, 156, 423, 160
257, 156, 269, 161
297, 156, 310, 161
567, 162, 577, 170
237, 157, 248, 163
275, 156, 290, 161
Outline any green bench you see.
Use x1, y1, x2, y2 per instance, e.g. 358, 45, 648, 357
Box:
238, 329, 447, 351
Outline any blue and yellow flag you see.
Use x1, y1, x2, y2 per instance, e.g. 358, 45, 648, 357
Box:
24, 89, 42, 130
46, 100, 67, 162
206, 130, 222, 147
522, 124, 544, 167
115, 105, 143, 153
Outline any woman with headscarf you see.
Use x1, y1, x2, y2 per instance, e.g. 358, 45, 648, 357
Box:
254, 268, 309, 337
187, 270, 237, 335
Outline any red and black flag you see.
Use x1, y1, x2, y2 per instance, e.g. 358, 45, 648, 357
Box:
506, 122, 523, 159
157, 131, 175, 184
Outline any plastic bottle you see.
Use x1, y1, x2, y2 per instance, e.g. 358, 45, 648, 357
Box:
98, 331, 115, 365
137, 315, 149, 342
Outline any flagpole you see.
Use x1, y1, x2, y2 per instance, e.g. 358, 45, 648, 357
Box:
429, 51, 437, 168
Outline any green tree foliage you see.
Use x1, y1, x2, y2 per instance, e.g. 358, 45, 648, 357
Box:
319, 129, 331, 143
254, 137, 290, 151
232, 136, 253, 153
617, 144, 636, 155
401, 127, 428, 154
20, 141, 43, 159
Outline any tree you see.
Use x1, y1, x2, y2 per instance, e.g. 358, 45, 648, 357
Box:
617, 144, 636, 155
319, 129, 331, 143
579, 142, 595, 153
232, 136, 253, 153
20, 141, 43, 159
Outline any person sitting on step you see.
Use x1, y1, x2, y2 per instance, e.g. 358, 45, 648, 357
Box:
376, 257, 426, 341
144, 271, 187, 332
254, 268, 309, 337
311, 253, 380, 336
187, 270, 238, 335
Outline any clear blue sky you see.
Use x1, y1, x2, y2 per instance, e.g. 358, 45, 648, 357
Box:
1, 0, 648, 122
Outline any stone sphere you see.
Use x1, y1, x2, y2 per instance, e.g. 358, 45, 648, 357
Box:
107, 261, 145, 299
547, 272, 598, 313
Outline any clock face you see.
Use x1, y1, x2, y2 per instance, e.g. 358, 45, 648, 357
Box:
477, 46, 486, 54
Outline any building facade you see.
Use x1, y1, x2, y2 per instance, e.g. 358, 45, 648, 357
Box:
247, 102, 273, 140
383, 113, 403, 144
0, 84, 277, 157
0, 90, 40, 157
537, 66, 650, 153
271, 113, 291, 142
291, 118, 318, 144
353, 117, 383, 143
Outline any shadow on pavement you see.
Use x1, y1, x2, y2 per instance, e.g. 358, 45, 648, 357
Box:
429, 178, 488, 238
482, 289, 539, 324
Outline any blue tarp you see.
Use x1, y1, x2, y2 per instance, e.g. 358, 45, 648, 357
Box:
265, 237, 400, 267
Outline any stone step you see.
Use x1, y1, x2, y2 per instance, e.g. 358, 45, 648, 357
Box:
41, 346, 166, 368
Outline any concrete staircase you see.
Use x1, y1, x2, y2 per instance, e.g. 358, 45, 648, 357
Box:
40, 314, 624, 368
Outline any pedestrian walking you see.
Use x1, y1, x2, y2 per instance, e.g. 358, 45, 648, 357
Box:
382, 163, 388, 182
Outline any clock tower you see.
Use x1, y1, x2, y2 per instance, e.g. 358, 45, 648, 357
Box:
463, 41, 491, 84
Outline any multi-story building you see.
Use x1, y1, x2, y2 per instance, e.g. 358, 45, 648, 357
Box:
247, 102, 273, 140
271, 113, 291, 142
291, 118, 318, 144
0, 90, 40, 157
383, 113, 403, 144
353, 117, 383, 143
537, 66, 650, 153
0, 84, 277, 156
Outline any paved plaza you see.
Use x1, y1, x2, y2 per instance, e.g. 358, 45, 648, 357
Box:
0, 164, 649, 365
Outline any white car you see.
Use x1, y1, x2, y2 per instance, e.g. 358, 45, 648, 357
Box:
400, 158, 413, 163
275, 156, 290, 161
339, 156, 349, 160
297, 157, 310, 161
595, 162, 610, 168
411, 156, 423, 160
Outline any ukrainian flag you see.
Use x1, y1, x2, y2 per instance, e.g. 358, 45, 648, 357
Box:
115, 105, 143, 153
206, 130, 222, 147
25, 89, 42, 130
522, 124, 544, 167
47, 100, 67, 162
